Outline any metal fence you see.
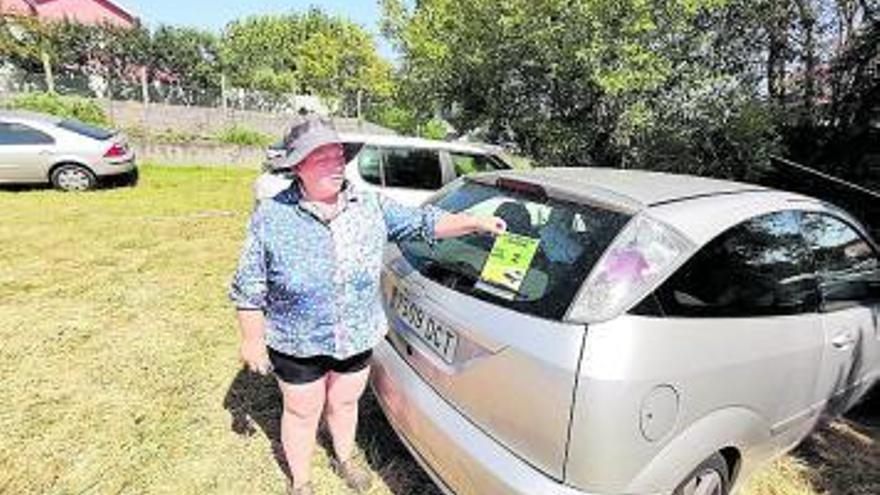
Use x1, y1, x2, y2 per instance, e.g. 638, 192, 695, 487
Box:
0, 65, 335, 115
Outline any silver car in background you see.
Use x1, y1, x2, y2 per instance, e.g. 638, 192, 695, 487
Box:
372, 168, 880, 495
0, 110, 137, 191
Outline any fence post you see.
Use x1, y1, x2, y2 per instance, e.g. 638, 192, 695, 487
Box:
220, 73, 228, 113
41, 51, 55, 93
140, 66, 149, 129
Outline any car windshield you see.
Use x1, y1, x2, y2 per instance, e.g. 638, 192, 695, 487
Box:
398, 180, 631, 320
57, 119, 115, 140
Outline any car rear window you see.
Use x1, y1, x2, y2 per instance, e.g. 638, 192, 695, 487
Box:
398, 180, 631, 320
57, 119, 115, 140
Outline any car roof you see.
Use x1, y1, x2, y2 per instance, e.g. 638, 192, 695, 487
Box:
469, 167, 813, 210
0, 110, 62, 125
338, 132, 495, 155
469, 167, 846, 246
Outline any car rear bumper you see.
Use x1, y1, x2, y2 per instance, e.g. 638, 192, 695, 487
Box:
93, 155, 136, 176
371, 338, 615, 495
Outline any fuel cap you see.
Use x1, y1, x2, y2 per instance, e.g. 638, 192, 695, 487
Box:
640, 385, 679, 442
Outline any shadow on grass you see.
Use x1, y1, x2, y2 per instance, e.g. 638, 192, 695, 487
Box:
222, 367, 290, 480
222, 367, 441, 494
791, 388, 880, 495
0, 183, 52, 192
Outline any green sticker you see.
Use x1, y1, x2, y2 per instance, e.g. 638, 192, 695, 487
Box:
479, 233, 541, 294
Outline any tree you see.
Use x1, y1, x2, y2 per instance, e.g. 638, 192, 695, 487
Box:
219, 8, 393, 112
382, 0, 776, 175
150, 25, 221, 89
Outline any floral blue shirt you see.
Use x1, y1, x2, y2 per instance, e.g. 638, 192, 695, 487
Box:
230, 184, 444, 359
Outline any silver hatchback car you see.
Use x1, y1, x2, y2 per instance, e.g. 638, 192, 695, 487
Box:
0, 111, 137, 191
372, 168, 880, 495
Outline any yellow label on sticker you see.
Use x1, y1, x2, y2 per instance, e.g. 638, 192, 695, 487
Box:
479, 233, 541, 294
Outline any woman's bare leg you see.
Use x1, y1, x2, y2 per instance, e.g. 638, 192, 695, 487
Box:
324, 366, 370, 462
278, 376, 327, 488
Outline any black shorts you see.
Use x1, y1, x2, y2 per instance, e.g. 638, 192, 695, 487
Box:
268, 347, 373, 385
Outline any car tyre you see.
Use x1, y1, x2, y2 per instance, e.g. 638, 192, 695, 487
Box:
51, 164, 97, 192
674, 453, 730, 495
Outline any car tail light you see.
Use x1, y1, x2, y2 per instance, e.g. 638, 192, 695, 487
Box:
104, 143, 127, 158
568, 215, 695, 323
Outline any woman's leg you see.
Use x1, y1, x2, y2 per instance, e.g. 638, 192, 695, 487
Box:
324, 366, 370, 462
278, 376, 327, 488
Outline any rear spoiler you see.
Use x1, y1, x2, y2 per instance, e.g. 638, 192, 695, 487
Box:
766, 155, 880, 239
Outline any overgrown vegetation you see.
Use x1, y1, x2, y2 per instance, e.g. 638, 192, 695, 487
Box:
6, 91, 109, 126
216, 125, 275, 147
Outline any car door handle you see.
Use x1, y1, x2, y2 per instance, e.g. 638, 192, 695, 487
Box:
39, 149, 53, 155
831, 331, 856, 349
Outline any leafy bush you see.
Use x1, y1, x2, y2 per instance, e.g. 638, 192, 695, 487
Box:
215, 125, 274, 147
9, 92, 110, 127
420, 119, 449, 140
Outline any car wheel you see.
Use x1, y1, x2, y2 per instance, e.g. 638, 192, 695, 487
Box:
51, 164, 97, 192
674, 453, 730, 495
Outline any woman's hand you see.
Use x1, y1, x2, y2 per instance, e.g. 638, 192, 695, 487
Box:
240, 338, 272, 375
475, 216, 507, 236
435, 213, 508, 239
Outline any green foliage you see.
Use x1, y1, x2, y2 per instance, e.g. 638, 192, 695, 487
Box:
215, 125, 274, 147
0, 15, 51, 68
419, 119, 448, 140
220, 9, 393, 109
49, 21, 152, 81
9, 92, 109, 126
3, 7, 394, 111
150, 26, 221, 89
382, 0, 737, 169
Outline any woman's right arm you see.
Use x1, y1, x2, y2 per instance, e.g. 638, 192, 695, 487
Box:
236, 310, 270, 375
230, 207, 271, 374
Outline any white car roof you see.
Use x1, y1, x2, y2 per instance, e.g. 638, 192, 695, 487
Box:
469, 167, 839, 246
338, 132, 495, 155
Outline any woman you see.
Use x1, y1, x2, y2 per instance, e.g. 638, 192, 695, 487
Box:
229, 119, 506, 495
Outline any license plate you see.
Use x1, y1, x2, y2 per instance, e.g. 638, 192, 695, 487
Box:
391, 286, 459, 364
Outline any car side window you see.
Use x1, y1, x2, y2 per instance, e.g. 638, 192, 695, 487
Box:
382, 147, 442, 190
357, 146, 383, 186
654, 211, 819, 317
0, 122, 54, 145
450, 152, 504, 177
800, 213, 880, 310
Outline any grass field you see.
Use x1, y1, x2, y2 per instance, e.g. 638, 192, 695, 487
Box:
0, 165, 877, 495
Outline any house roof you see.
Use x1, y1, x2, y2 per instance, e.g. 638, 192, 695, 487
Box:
21, 0, 138, 25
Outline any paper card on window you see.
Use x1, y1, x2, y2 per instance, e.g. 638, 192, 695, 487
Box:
479, 233, 541, 295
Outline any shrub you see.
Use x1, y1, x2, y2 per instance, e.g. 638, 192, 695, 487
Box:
420, 118, 449, 140
216, 125, 274, 147
9, 92, 110, 127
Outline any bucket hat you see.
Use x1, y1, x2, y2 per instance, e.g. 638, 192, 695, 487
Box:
279, 118, 341, 169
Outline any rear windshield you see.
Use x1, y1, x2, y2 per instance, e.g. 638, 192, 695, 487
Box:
399, 180, 631, 320
57, 119, 115, 140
